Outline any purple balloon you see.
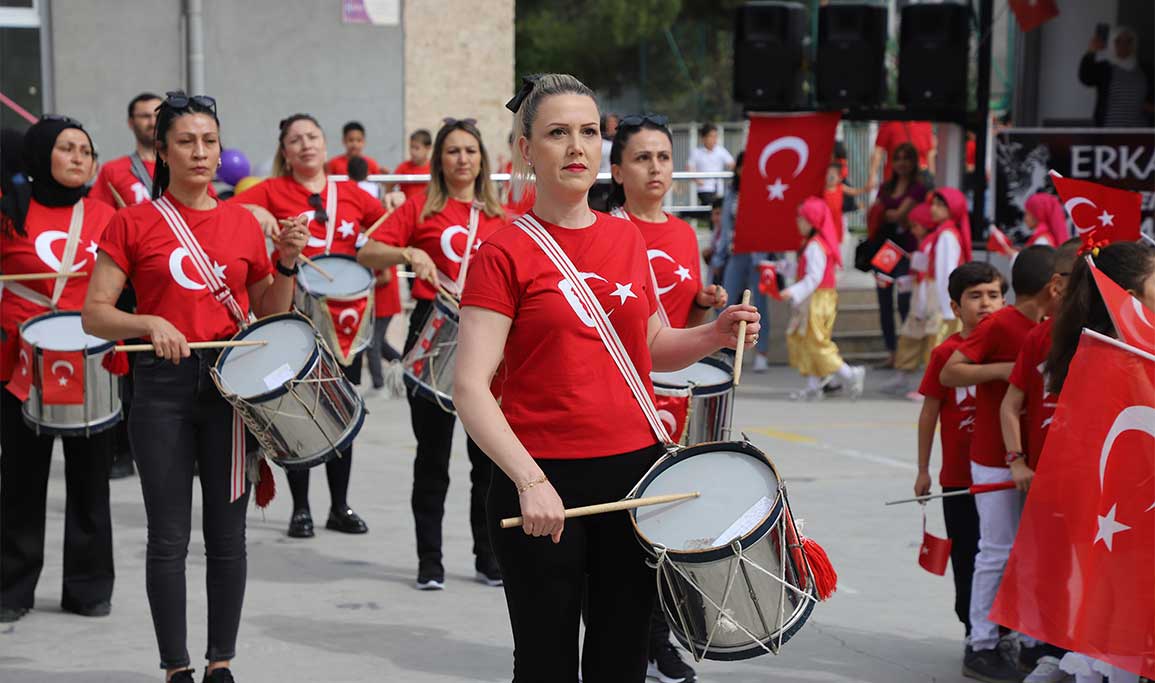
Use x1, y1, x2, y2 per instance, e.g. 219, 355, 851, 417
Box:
218, 148, 250, 186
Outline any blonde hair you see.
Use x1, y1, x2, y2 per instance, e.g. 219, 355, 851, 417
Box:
273, 113, 323, 177
509, 73, 597, 203
421, 119, 503, 221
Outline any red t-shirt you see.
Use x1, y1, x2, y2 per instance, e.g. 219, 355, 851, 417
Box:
461, 211, 659, 460
391, 160, 430, 199
628, 212, 702, 329
875, 121, 935, 178
919, 333, 976, 487
374, 268, 401, 318
0, 198, 116, 380
230, 175, 385, 258
89, 155, 156, 207
1008, 317, 1056, 469
100, 195, 272, 342
957, 306, 1037, 468
371, 192, 505, 300
326, 154, 384, 177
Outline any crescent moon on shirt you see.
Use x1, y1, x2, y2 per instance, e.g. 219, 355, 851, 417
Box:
296, 210, 327, 248
34, 231, 87, 273
168, 248, 207, 291
50, 360, 75, 377
1099, 405, 1155, 489
647, 249, 678, 295
1063, 197, 1099, 236
758, 136, 809, 179
440, 225, 469, 264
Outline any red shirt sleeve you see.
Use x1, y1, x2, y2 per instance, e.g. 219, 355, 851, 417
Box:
461, 241, 518, 318
874, 122, 895, 150
98, 211, 135, 276
1008, 344, 1031, 391
231, 180, 273, 208
919, 345, 949, 399
957, 316, 995, 363
372, 198, 416, 247
352, 184, 386, 227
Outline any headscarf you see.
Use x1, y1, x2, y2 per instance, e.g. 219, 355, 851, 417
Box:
907, 202, 938, 233
932, 187, 973, 262
1102, 26, 1138, 71
0, 117, 92, 235
799, 196, 841, 268
1024, 192, 1071, 245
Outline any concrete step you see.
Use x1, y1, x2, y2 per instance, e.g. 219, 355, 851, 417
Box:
832, 329, 892, 356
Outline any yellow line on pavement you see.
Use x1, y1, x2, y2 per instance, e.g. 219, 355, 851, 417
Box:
747, 427, 817, 444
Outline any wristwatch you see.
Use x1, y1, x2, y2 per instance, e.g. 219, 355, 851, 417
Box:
275, 260, 300, 277
1004, 451, 1025, 465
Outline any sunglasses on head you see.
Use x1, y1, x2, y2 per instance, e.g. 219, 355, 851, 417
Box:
40, 114, 82, 126
160, 91, 217, 114
442, 117, 477, 127
307, 193, 328, 224
620, 113, 669, 128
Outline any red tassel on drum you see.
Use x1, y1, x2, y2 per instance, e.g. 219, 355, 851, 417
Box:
101, 348, 130, 376
802, 536, 838, 601
255, 459, 276, 508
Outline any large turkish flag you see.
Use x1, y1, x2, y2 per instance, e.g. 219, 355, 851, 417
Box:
734, 112, 840, 254
991, 330, 1154, 679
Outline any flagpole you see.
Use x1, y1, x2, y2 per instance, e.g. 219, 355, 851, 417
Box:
1082, 328, 1155, 363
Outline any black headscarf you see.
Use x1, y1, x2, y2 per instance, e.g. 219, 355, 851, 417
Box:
0, 117, 93, 236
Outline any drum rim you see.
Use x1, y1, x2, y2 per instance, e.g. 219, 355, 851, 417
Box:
213, 312, 321, 402
651, 356, 734, 395
19, 311, 115, 354
21, 407, 123, 436
432, 291, 461, 319
402, 372, 456, 414
295, 253, 374, 295
630, 440, 784, 563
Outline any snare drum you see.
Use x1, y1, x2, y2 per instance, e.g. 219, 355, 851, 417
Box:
18, 311, 122, 436
651, 357, 734, 445
631, 441, 817, 661
401, 293, 459, 414
212, 313, 365, 470
294, 255, 374, 365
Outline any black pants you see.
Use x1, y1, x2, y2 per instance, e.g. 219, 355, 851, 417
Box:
0, 390, 115, 611
943, 486, 980, 636
405, 299, 493, 566
130, 352, 250, 669
488, 444, 662, 682
285, 354, 361, 514
876, 259, 912, 353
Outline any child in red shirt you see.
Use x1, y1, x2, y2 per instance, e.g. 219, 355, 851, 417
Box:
940, 245, 1058, 681
916, 262, 1006, 650
392, 129, 432, 199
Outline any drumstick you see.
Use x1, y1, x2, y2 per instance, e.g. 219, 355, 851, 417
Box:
0, 271, 87, 282
298, 254, 335, 281
107, 183, 127, 208
113, 340, 268, 352
361, 209, 392, 240
732, 289, 752, 386
884, 481, 1016, 506
436, 282, 460, 308
500, 492, 700, 529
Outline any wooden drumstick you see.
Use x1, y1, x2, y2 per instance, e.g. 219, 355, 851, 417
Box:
733, 289, 752, 386
500, 492, 700, 529
298, 254, 335, 281
0, 271, 87, 283
361, 209, 392, 240
114, 340, 268, 352
436, 282, 460, 308
107, 183, 127, 208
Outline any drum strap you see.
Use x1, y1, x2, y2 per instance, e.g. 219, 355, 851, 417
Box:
129, 152, 153, 193
610, 207, 672, 328
453, 202, 483, 292
322, 179, 338, 255
514, 213, 674, 446
8, 202, 87, 310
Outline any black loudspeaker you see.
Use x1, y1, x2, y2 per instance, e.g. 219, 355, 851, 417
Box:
733, 1, 809, 109
817, 3, 887, 107
898, 0, 970, 110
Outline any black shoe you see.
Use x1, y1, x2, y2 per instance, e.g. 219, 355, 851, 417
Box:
167, 670, 195, 683
475, 556, 503, 587
0, 606, 29, 623
963, 646, 1025, 682
325, 506, 368, 534
203, 668, 235, 683
1018, 643, 1049, 672
287, 509, 314, 538
647, 641, 696, 683
108, 455, 135, 479
62, 599, 110, 617
416, 559, 445, 591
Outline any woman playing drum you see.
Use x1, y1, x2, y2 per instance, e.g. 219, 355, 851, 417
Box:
357, 117, 506, 590
453, 74, 759, 681
232, 113, 386, 539
82, 91, 306, 683
0, 116, 117, 624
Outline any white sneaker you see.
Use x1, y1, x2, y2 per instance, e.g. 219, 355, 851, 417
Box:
1024, 656, 1069, 683
789, 387, 824, 402
752, 354, 769, 373
848, 366, 866, 399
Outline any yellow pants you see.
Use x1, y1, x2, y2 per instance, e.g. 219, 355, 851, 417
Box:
787, 288, 845, 378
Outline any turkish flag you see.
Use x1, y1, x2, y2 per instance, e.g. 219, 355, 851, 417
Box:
1050, 171, 1142, 249
1009, 0, 1059, 32
991, 331, 1154, 678
6, 338, 34, 401
1089, 256, 1155, 355
41, 349, 85, 405
875, 272, 894, 289
654, 390, 690, 444
986, 225, 1016, 257
325, 298, 369, 363
870, 239, 907, 274
919, 511, 952, 576
735, 112, 841, 254
758, 260, 781, 299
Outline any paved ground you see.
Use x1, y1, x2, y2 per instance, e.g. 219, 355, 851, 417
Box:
1, 361, 975, 682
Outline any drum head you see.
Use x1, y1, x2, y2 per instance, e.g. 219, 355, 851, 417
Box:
216, 316, 317, 399
652, 357, 732, 393
634, 444, 780, 553
22, 313, 112, 351
298, 255, 374, 296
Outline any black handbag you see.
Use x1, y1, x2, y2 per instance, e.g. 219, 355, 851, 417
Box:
854, 237, 881, 273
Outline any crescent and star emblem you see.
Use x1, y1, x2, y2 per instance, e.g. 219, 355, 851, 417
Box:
338, 308, 361, 334
758, 136, 809, 202
1063, 197, 1114, 237
50, 359, 75, 386
168, 248, 227, 292
34, 231, 88, 273
1095, 405, 1155, 551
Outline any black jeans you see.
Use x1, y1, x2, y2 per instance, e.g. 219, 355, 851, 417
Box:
943, 486, 979, 636
0, 390, 115, 611
487, 444, 663, 682
405, 299, 493, 566
130, 352, 250, 669
876, 257, 912, 353
285, 354, 362, 514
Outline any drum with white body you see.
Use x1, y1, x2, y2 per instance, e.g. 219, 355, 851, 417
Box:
212, 313, 364, 470
651, 357, 734, 445
293, 255, 374, 366
401, 292, 459, 414
18, 311, 122, 436
631, 441, 817, 661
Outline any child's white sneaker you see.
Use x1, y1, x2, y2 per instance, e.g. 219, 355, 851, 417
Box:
753, 354, 769, 373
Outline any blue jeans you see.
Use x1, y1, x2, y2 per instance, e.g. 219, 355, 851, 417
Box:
722, 252, 770, 354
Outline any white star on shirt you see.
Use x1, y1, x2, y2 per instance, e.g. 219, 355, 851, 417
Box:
766, 177, 788, 201
212, 261, 227, 281
85, 240, 98, 257
1093, 504, 1131, 551
337, 220, 356, 238
611, 282, 637, 305
1098, 210, 1114, 227
674, 265, 692, 282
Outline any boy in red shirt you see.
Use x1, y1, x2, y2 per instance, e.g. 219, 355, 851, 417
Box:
392, 129, 432, 199
940, 245, 1058, 682
916, 261, 1006, 652
326, 121, 385, 177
